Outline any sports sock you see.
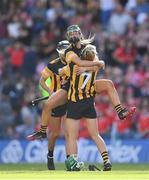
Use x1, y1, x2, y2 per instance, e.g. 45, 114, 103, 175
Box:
115, 104, 124, 114
40, 125, 47, 133
48, 150, 53, 157
101, 151, 109, 165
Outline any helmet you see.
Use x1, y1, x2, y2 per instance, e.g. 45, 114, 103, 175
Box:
66, 25, 83, 44
56, 40, 70, 53
56, 40, 70, 60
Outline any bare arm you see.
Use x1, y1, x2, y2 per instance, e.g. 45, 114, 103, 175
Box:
75, 66, 99, 75
66, 51, 104, 67
39, 76, 51, 95
59, 64, 101, 77
58, 68, 65, 76
94, 55, 105, 69
59, 65, 70, 77
83, 66, 99, 71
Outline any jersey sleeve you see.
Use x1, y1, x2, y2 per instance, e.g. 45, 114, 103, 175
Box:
64, 47, 74, 64
47, 63, 59, 75
61, 64, 71, 77
41, 66, 53, 80
41, 62, 59, 79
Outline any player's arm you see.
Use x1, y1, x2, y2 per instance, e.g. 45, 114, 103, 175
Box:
59, 64, 70, 77
75, 57, 105, 75
94, 55, 105, 69
40, 67, 53, 95
66, 51, 103, 67
39, 76, 51, 95
75, 66, 99, 75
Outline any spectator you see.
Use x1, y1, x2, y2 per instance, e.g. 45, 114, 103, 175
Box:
22, 47, 37, 77
15, 106, 38, 138
108, 3, 133, 35
7, 14, 21, 39
112, 38, 137, 66
0, 14, 8, 40
36, 30, 55, 59
7, 41, 25, 71
0, 52, 4, 76
134, 23, 149, 55
99, 0, 115, 26
0, 93, 15, 138
31, 0, 46, 34
115, 117, 135, 139
138, 115, 149, 138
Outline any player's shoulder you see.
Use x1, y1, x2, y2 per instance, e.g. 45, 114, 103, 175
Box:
49, 58, 60, 65
64, 45, 72, 54
46, 58, 60, 73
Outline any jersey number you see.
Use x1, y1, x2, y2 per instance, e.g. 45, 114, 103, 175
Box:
81, 72, 91, 89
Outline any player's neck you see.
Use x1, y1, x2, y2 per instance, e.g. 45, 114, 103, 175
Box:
76, 42, 81, 49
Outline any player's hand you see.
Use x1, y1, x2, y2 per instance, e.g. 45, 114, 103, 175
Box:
99, 60, 105, 70
75, 66, 86, 75
61, 79, 68, 85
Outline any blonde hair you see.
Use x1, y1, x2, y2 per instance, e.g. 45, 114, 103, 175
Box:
81, 34, 95, 45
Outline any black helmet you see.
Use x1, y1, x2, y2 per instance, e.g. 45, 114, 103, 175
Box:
56, 40, 70, 60
66, 25, 83, 44
56, 40, 70, 52
56, 40, 70, 53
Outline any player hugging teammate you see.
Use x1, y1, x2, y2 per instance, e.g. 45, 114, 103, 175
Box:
27, 25, 136, 171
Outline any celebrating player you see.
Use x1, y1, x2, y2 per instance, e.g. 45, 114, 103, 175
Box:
28, 40, 69, 170
27, 29, 103, 140
27, 25, 135, 141
59, 25, 111, 171
27, 25, 136, 170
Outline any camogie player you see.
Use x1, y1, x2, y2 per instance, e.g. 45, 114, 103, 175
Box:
27, 25, 135, 140
60, 26, 111, 171
27, 30, 103, 140
28, 40, 69, 170
27, 25, 136, 170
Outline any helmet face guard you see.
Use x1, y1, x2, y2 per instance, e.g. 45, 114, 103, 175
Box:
66, 25, 83, 44
56, 40, 70, 53
56, 40, 70, 60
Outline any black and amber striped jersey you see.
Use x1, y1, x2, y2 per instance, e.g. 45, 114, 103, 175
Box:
41, 58, 67, 92
63, 44, 97, 102
63, 62, 97, 102
64, 44, 85, 64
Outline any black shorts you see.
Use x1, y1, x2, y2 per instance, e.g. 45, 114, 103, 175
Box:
61, 80, 70, 92
67, 97, 96, 119
51, 104, 67, 117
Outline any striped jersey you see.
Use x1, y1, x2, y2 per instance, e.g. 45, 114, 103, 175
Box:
41, 58, 67, 92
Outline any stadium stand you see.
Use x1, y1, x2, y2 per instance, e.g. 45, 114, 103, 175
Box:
0, 0, 149, 139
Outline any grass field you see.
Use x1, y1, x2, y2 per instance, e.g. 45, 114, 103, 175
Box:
0, 163, 149, 180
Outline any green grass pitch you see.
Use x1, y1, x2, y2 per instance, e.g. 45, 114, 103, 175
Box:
0, 163, 149, 180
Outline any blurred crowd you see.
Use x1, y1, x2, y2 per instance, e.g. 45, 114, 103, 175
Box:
0, 0, 149, 140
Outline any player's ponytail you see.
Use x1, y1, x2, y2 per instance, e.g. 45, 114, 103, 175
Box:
81, 34, 95, 45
